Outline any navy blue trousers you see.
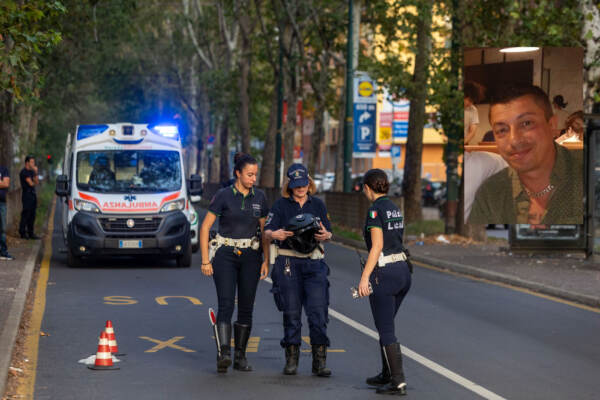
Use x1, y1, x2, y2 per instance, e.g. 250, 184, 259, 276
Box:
271, 256, 330, 348
212, 246, 262, 326
368, 261, 411, 346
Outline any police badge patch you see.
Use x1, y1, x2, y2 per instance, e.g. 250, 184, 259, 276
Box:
369, 210, 377, 219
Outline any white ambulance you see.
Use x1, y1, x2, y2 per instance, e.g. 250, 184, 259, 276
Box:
55, 123, 202, 267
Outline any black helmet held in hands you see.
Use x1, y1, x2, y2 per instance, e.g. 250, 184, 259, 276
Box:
284, 213, 321, 254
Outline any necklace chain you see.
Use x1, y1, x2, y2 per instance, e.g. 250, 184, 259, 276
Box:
524, 183, 555, 198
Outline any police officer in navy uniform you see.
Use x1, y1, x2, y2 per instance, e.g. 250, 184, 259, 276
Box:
264, 163, 333, 377
358, 169, 411, 395
200, 153, 270, 373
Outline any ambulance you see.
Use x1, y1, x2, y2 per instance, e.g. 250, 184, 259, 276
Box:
55, 123, 202, 267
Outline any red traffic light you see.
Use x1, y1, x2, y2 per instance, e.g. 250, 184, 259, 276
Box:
46, 154, 53, 164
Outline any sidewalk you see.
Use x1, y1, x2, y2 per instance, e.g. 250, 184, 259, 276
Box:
333, 236, 600, 309
0, 237, 42, 398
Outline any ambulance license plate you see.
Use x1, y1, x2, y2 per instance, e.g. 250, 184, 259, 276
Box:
119, 240, 142, 249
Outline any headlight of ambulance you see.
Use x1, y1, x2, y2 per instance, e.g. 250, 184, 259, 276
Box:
160, 199, 185, 213
188, 210, 197, 224
74, 199, 101, 213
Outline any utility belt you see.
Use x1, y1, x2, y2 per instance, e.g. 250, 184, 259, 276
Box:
209, 233, 260, 261
378, 251, 407, 267
269, 243, 324, 264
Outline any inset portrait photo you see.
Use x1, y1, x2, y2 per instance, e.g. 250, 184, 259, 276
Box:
463, 47, 584, 225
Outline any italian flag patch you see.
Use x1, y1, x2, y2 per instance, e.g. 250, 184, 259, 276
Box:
369, 210, 377, 219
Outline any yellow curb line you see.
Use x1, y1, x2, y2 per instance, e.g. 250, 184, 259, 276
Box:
17, 196, 56, 398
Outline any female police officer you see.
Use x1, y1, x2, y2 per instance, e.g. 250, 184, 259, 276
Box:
357, 168, 411, 395
200, 153, 269, 373
264, 164, 333, 377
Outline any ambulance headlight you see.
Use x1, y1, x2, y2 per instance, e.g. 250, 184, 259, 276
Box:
74, 199, 101, 213
188, 210, 197, 224
160, 199, 185, 213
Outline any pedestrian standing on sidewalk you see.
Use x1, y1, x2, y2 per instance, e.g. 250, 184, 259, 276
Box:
0, 163, 14, 260
358, 168, 411, 395
199, 152, 270, 373
19, 155, 40, 240
264, 163, 333, 377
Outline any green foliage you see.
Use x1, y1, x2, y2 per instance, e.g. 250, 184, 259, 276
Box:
462, 0, 582, 47
0, 0, 65, 100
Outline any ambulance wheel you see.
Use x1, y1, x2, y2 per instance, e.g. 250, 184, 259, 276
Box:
67, 247, 82, 268
176, 243, 192, 268
192, 243, 199, 253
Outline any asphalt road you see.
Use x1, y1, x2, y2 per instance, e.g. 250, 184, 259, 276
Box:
31, 204, 600, 399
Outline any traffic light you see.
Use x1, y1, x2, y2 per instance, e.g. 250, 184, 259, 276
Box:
46, 154, 53, 164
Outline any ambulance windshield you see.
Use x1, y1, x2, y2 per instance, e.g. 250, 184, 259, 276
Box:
76, 150, 181, 193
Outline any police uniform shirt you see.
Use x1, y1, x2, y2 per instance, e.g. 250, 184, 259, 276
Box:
363, 196, 404, 254
208, 186, 269, 239
265, 195, 331, 250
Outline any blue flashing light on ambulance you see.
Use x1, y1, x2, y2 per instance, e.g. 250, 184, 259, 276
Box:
55, 123, 202, 267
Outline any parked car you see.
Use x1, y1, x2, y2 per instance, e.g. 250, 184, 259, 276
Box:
313, 173, 324, 192
322, 172, 335, 191
421, 179, 443, 207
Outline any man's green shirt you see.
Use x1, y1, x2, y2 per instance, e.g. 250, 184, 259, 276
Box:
468, 144, 583, 224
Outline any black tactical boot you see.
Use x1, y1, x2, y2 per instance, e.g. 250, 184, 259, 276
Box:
366, 346, 391, 386
233, 322, 252, 371
376, 343, 407, 395
216, 322, 232, 373
311, 344, 331, 377
283, 345, 299, 375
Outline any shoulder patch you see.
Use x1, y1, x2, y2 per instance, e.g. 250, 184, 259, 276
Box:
369, 210, 377, 219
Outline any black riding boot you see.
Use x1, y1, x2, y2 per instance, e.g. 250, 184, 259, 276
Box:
311, 344, 331, 377
216, 322, 232, 373
366, 346, 391, 386
376, 343, 407, 395
233, 322, 252, 371
283, 344, 299, 375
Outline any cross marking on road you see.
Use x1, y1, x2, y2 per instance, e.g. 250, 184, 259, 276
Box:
139, 336, 196, 353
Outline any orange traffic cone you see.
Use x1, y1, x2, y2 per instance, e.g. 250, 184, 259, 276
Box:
104, 320, 124, 355
88, 331, 119, 370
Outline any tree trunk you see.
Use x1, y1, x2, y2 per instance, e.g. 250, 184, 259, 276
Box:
309, 103, 325, 178
0, 92, 14, 169
283, 64, 297, 173
402, 0, 432, 224
334, 86, 346, 192
445, 0, 462, 234
219, 115, 230, 184
259, 83, 278, 187
583, 0, 600, 113
238, 11, 252, 154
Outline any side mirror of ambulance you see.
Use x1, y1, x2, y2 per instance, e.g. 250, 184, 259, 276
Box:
55, 174, 70, 197
188, 174, 203, 198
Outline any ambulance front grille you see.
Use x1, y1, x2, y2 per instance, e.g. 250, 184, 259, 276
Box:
99, 217, 162, 233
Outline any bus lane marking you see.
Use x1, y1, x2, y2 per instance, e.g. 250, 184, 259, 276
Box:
139, 336, 196, 353
264, 277, 506, 400
300, 336, 345, 353
104, 295, 138, 305
155, 296, 202, 305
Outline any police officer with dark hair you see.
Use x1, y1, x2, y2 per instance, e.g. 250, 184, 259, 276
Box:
200, 152, 270, 373
358, 168, 411, 395
264, 163, 333, 377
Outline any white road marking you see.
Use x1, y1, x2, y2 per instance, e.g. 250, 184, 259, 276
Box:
265, 277, 506, 400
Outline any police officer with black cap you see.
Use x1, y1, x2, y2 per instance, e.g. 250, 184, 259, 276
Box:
200, 153, 270, 373
357, 168, 411, 396
264, 163, 333, 377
